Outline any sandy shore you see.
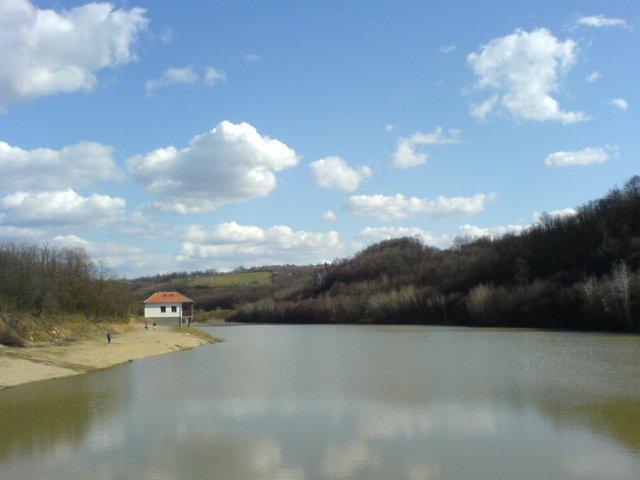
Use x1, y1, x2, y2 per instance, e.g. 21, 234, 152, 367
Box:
0, 324, 214, 389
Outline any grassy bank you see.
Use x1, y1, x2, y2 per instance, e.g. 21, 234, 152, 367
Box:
0, 312, 134, 347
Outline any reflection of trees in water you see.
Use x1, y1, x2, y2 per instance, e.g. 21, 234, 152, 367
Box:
0, 368, 130, 459
539, 398, 640, 455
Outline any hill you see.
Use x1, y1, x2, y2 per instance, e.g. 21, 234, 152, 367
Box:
131, 177, 640, 331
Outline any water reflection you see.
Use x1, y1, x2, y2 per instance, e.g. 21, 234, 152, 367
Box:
0, 325, 639, 480
0, 366, 130, 460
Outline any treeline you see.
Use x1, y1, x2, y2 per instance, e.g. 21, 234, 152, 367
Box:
129, 264, 319, 314
0, 242, 133, 320
231, 177, 640, 331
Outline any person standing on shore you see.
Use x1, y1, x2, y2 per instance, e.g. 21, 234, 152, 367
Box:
107, 331, 112, 344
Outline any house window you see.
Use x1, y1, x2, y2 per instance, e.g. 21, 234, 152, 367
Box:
160, 306, 166, 313
171, 306, 177, 313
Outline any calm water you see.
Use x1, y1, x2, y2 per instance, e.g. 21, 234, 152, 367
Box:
1, 325, 639, 480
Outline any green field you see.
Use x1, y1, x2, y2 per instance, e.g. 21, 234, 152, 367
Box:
188, 271, 272, 287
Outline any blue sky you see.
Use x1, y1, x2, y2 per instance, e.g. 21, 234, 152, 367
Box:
0, 0, 638, 277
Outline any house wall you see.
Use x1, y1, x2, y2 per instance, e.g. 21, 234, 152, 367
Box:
144, 302, 183, 318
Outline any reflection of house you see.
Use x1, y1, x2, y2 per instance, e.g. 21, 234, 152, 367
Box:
143, 291, 194, 326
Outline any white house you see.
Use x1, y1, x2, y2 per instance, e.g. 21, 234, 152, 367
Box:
143, 291, 195, 325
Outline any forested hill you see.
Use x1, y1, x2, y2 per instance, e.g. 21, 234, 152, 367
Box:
232, 176, 640, 331
133, 176, 640, 331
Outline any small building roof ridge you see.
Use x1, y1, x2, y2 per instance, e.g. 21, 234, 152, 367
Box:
143, 291, 195, 304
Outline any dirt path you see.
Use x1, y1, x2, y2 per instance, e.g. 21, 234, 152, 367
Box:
0, 324, 213, 389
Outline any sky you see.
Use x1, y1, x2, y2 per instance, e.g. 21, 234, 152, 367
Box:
0, 0, 638, 278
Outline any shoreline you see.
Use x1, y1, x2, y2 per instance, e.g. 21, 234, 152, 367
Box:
0, 323, 217, 389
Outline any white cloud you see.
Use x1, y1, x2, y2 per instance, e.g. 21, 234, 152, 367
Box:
469, 95, 498, 122
359, 226, 451, 248
145, 67, 198, 92
204, 67, 226, 86
577, 15, 628, 28
392, 127, 461, 169
322, 210, 336, 221
177, 222, 342, 267
126, 121, 299, 213
409, 128, 461, 145
544, 147, 609, 167
610, 98, 629, 110
145, 66, 225, 92
0, 0, 148, 109
457, 223, 527, 240
184, 221, 266, 243
0, 140, 120, 191
52, 234, 175, 277
439, 44, 457, 54
0, 225, 44, 239
0, 189, 125, 227
533, 208, 578, 222
467, 28, 588, 123
346, 193, 495, 221
310, 156, 372, 191
392, 138, 428, 168
244, 53, 260, 62
384, 124, 396, 132
549, 208, 577, 217
586, 71, 601, 83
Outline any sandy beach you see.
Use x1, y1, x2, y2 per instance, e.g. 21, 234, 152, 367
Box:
0, 323, 215, 389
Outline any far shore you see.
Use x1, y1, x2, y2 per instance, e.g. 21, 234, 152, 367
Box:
0, 323, 218, 389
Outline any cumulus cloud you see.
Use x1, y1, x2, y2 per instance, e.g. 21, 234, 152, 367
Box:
322, 210, 336, 221
0, 225, 44, 239
610, 98, 629, 110
544, 147, 610, 167
0, 140, 120, 191
0, 189, 125, 227
392, 127, 461, 169
457, 223, 527, 240
0, 0, 148, 109
177, 221, 341, 267
577, 15, 628, 28
467, 28, 588, 123
392, 139, 427, 168
52, 234, 175, 277
126, 121, 299, 213
346, 193, 495, 221
310, 156, 372, 191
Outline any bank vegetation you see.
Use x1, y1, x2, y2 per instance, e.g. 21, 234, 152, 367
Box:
0, 243, 134, 346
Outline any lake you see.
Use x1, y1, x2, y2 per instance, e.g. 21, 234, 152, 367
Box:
1, 325, 639, 480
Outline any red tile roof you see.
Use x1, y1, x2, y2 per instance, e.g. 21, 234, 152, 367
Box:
143, 291, 195, 304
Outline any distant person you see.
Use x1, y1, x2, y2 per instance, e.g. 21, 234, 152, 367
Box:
153, 322, 157, 329
107, 331, 112, 344
144, 322, 149, 330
